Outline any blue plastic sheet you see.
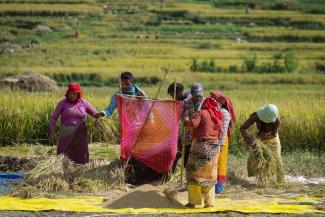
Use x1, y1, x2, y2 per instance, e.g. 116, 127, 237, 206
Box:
0, 173, 23, 194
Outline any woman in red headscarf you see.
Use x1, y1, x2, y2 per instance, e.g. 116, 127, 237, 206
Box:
184, 97, 223, 208
49, 83, 98, 164
210, 91, 236, 194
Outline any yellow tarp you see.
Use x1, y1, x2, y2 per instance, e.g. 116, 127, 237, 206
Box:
0, 195, 324, 214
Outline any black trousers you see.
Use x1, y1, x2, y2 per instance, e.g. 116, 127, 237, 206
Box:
172, 136, 191, 172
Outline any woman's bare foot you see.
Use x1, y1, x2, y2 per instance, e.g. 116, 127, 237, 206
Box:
185, 203, 195, 208
204, 204, 214, 208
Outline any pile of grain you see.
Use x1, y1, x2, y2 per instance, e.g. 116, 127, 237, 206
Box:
102, 184, 183, 209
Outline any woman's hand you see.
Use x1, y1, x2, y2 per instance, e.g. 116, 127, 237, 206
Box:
49, 131, 56, 145
94, 112, 105, 118
188, 110, 196, 118
240, 113, 258, 147
246, 136, 255, 146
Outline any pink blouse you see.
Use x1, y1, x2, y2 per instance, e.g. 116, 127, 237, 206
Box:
49, 98, 97, 131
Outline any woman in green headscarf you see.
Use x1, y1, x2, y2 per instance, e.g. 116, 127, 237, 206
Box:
240, 104, 283, 181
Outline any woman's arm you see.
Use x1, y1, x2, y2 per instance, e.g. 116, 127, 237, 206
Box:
84, 99, 98, 117
240, 113, 257, 146
181, 98, 191, 120
185, 111, 201, 129
49, 100, 64, 132
219, 109, 231, 146
49, 100, 64, 143
272, 118, 280, 135
94, 94, 117, 118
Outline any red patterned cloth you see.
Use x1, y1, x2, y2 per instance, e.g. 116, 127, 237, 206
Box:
210, 91, 236, 126
201, 97, 223, 126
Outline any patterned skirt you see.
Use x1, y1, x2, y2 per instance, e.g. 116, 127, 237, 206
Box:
186, 139, 221, 186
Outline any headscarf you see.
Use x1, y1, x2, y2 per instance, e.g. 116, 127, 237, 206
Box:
210, 91, 236, 126
256, 104, 278, 123
65, 83, 82, 102
210, 91, 236, 140
201, 97, 223, 131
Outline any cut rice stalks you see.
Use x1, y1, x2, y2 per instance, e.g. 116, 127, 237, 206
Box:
12, 155, 126, 197
251, 139, 285, 186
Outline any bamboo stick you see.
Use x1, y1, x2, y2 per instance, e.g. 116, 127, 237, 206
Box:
173, 79, 176, 101
278, 201, 320, 205
180, 123, 186, 187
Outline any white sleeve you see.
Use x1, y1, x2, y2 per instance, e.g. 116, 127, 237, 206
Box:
219, 108, 231, 146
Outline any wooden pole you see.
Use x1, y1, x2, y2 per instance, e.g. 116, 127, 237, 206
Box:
278, 201, 320, 205
119, 77, 122, 92
173, 79, 176, 100
154, 65, 170, 99
180, 128, 186, 186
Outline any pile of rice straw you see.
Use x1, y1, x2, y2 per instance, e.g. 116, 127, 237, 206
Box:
13, 155, 126, 197
252, 139, 285, 186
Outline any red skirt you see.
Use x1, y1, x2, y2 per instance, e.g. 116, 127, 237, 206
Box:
57, 122, 89, 164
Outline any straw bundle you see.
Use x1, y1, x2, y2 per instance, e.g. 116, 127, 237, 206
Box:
92, 117, 119, 142
16, 155, 126, 196
250, 139, 285, 186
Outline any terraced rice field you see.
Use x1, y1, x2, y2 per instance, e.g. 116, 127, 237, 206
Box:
0, 0, 324, 153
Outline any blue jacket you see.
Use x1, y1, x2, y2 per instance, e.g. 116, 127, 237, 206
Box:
102, 84, 147, 117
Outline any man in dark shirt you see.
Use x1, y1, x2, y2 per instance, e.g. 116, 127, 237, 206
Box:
167, 82, 191, 172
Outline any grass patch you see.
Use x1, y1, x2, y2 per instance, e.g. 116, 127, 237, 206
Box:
0, 144, 55, 156
89, 143, 120, 160
48, 73, 161, 87
225, 152, 325, 196
197, 42, 220, 49
284, 151, 325, 178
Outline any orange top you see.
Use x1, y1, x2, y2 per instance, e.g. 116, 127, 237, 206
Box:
186, 110, 221, 140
